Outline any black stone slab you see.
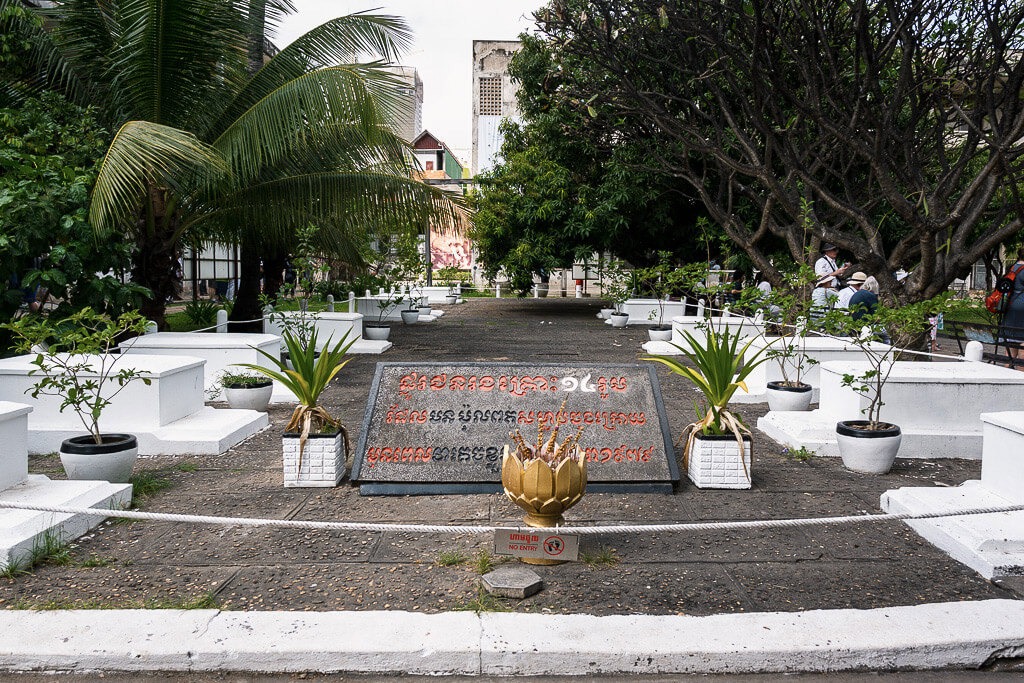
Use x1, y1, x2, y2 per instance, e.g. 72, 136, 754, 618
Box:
352, 362, 679, 494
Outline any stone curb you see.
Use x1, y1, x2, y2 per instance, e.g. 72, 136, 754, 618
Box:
0, 600, 1022, 675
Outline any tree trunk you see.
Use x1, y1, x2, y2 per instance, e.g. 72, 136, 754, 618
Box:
133, 187, 180, 329
262, 249, 286, 303
229, 243, 264, 332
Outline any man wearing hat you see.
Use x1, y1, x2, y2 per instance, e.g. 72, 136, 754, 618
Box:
812, 243, 851, 314
836, 271, 868, 309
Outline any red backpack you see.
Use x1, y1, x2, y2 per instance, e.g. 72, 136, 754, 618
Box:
985, 263, 1024, 314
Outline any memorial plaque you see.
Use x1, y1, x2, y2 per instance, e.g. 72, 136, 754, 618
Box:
352, 362, 678, 494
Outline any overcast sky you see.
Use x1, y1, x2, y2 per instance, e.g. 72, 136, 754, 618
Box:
275, 1, 542, 164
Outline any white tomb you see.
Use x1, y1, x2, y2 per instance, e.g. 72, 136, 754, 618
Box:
0, 401, 132, 572
881, 411, 1024, 579
733, 335, 893, 403
121, 332, 297, 404
0, 354, 267, 455
264, 311, 391, 354
605, 298, 690, 327
0, 402, 31, 490
353, 296, 442, 324
419, 286, 462, 304
758, 360, 1024, 459
642, 312, 765, 355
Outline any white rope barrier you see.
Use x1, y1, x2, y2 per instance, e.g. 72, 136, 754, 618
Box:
1, 501, 1021, 535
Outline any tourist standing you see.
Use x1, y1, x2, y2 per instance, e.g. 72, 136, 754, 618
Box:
848, 276, 879, 321
836, 271, 867, 309
998, 248, 1024, 364
812, 243, 850, 316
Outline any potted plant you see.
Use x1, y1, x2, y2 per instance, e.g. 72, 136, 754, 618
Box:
435, 265, 462, 304
400, 283, 420, 324
762, 264, 817, 411
604, 259, 632, 328
364, 287, 404, 340
636, 251, 683, 342
502, 402, 587, 558
644, 325, 770, 489
264, 230, 333, 367
218, 370, 273, 412
1, 308, 151, 483
821, 298, 941, 474
237, 328, 356, 487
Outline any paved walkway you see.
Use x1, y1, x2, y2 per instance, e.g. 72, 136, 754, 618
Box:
1, 297, 1022, 675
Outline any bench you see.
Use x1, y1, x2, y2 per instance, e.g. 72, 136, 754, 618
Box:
937, 319, 1023, 369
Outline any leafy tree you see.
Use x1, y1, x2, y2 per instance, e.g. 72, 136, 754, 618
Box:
532, 0, 1024, 302
0, 92, 146, 327
470, 33, 705, 295
6, 0, 465, 327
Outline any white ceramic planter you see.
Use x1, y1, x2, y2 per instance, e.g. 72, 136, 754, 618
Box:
648, 326, 673, 342
445, 294, 458, 305
609, 313, 629, 328
364, 324, 391, 341
59, 434, 138, 483
766, 381, 813, 412
223, 382, 273, 411
282, 431, 344, 487
687, 433, 752, 489
836, 420, 901, 474
598, 308, 615, 320
400, 309, 419, 324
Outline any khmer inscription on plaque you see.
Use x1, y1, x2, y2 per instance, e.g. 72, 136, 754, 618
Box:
352, 362, 678, 494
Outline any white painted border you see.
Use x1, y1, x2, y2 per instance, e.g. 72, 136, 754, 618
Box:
0, 600, 1021, 674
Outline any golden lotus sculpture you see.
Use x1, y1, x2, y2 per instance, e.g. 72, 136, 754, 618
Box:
501, 445, 587, 528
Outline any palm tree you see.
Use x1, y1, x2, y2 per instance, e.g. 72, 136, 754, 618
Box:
6, 0, 464, 327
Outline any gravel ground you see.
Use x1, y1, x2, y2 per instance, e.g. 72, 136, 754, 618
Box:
1, 296, 1018, 615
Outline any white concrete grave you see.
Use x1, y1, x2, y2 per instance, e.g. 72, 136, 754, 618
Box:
733, 335, 893, 403
0, 354, 267, 455
353, 295, 443, 324
0, 401, 31, 490
642, 311, 765, 355
604, 298, 690, 326
420, 285, 462, 304
264, 311, 391, 354
758, 360, 1024, 459
0, 401, 132, 572
881, 411, 1024, 579
121, 332, 297, 404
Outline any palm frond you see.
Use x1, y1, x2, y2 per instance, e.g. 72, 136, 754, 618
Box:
211, 65, 407, 186
1, 0, 94, 106
185, 171, 468, 250
212, 12, 413, 137
106, 0, 249, 128
90, 120, 228, 234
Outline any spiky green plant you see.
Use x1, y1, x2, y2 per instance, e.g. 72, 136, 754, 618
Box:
236, 328, 355, 461
643, 324, 770, 465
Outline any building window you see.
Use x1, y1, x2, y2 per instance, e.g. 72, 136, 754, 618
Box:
479, 77, 502, 115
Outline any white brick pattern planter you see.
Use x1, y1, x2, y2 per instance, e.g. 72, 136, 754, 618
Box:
687, 434, 752, 489
282, 432, 344, 487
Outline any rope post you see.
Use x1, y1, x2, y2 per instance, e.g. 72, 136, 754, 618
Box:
326, 295, 334, 312
348, 291, 356, 313
262, 305, 273, 334
696, 299, 705, 317
575, 283, 583, 298
144, 320, 158, 335
365, 289, 372, 299
216, 309, 228, 333
533, 285, 538, 299
496, 284, 501, 298
964, 340, 984, 362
